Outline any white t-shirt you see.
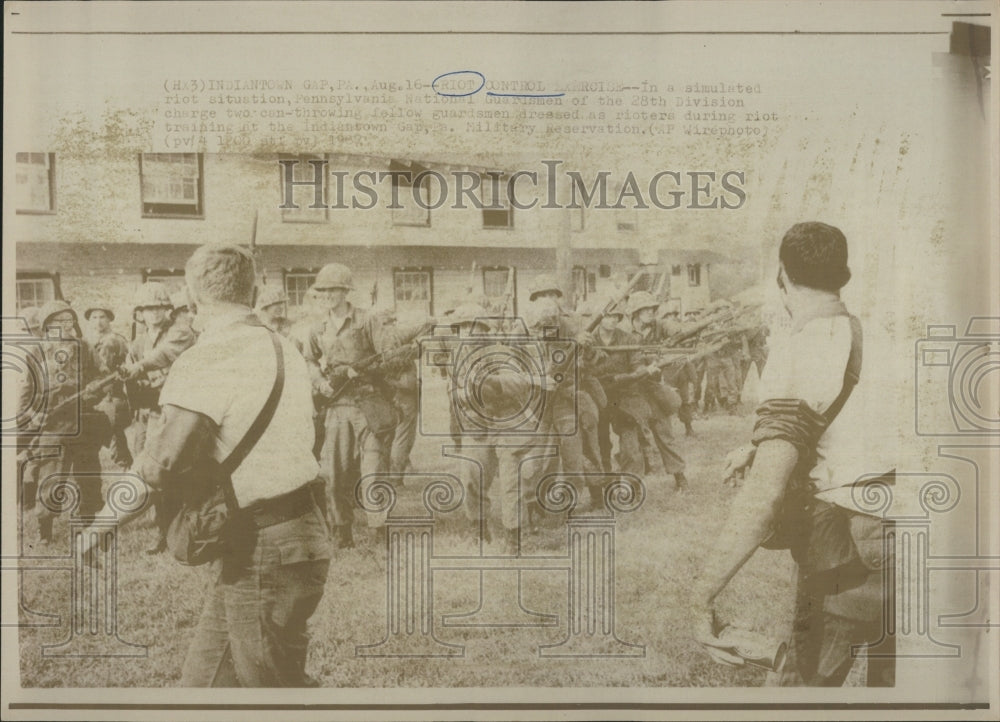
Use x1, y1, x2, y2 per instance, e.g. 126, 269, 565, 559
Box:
758, 308, 892, 511
159, 309, 320, 507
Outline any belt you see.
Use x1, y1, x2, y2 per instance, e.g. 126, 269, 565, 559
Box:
245, 482, 320, 530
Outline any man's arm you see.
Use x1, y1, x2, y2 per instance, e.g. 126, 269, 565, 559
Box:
81, 404, 217, 532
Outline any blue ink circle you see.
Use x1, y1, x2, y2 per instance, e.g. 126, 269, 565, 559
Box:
432, 70, 486, 98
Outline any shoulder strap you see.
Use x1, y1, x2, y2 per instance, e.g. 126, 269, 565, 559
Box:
218, 328, 285, 510
822, 315, 862, 425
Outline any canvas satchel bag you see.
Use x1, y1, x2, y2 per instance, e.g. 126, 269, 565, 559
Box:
166, 327, 285, 566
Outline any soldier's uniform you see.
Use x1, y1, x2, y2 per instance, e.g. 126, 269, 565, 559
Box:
625, 292, 687, 488
126, 283, 197, 455
301, 264, 398, 548
444, 304, 550, 554
85, 305, 133, 470
18, 301, 107, 542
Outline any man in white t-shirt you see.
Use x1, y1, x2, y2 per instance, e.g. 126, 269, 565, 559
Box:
690, 222, 894, 687
82, 244, 330, 687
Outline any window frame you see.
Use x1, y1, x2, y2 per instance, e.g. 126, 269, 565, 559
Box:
687, 263, 702, 287
15, 152, 57, 215
392, 266, 434, 316
139, 153, 205, 219
279, 154, 330, 224
283, 269, 319, 307
481, 173, 514, 229
15, 271, 62, 311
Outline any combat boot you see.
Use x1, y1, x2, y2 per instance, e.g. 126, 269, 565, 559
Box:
38, 516, 53, 544
336, 525, 355, 550
467, 520, 492, 546
674, 471, 689, 493
501, 527, 519, 557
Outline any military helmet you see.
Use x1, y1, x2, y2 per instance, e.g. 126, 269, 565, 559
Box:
21, 306, 43, 335
627, 291, 659, 316
528, 274, 563, 301
448, 302, 489, 328
170, 288, 192, 313
255, 285, 288, 311
314, 263, 354, 291
83, 306, 115, 322
133, 282, 173, 311
39, 299, 82, 336
526, 297, 561, 330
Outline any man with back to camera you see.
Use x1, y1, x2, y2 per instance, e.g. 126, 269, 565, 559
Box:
691, 222, 895, 687
81, 244, 330, 686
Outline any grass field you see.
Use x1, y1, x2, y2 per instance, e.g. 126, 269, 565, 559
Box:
17, 407, 822, 688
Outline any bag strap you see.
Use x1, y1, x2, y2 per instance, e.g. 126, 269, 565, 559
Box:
218, 326, 286, 510
822, 315, 862, 425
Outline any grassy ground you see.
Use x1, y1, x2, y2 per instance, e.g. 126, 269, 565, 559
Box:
18, 408, 811, 688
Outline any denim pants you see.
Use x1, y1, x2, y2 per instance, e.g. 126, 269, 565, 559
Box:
179, 506, 331, 687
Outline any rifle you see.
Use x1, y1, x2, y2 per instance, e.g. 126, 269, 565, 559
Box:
586, 268, 650, 333
467, 261, 479, 296
41, 372, 121, 419
370, 279, 379, 308
320, 329, 431, 403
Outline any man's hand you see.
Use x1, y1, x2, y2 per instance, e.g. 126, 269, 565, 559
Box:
691, 604, 744, 667
723, 444, 756, 481
120, 362, 144, 381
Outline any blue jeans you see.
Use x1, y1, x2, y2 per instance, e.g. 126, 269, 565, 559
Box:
179, 505, 330, 687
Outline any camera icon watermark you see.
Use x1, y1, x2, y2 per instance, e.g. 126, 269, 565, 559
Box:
2, 316, 83, 438
914, 317, 1000, 436
418, 316, 578, 437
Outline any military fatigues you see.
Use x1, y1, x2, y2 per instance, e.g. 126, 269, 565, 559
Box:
627, 319, 686, 481
302, 304, 397, 545
18, 325, 107, 540
127, 319, 197, 454
90, 329, 133, 469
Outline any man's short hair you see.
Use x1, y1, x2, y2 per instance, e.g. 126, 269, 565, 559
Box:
186, 244, 257, 306
779, 222, 851, 292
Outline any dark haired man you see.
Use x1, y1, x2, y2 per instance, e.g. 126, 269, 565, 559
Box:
691, 222, 895, 687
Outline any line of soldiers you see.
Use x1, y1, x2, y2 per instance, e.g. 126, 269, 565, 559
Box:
15, 265, 765, 556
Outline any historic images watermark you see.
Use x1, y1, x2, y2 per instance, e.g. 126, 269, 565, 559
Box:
278, 159, 748, 212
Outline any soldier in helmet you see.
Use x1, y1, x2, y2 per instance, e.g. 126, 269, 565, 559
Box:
17, 301, 107, 543
256, 285, 292, 337
301, 263, 398, 549
527, 273, 564, 306
84, 304, 133, 470
169, 288, 198, 338
122, 281, 196, 553
624, 291, 688, 490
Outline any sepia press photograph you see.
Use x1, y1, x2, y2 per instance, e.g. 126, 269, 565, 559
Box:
2, 2, 998, 720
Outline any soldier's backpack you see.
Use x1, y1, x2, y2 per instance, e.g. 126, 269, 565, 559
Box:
165, 329, 284, 566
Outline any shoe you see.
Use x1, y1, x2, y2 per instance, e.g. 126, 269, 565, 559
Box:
501, 528, 519, 557
336, 525, 355, 550
526, 501, 543, 533
145, 537, 167, 555
468, 521, 492, 545
38, 517, 53, 544
674, 472, 689, 492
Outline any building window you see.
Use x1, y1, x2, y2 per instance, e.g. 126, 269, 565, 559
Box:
482, 266, 516, 315
391, 162, 432, 227
572, 266, 598, 303
141, 269, 187, 295
140, 153, 204, 218
616, 208, 638, 232
15, 153, 56, 214
671, 265, 683, 276
687, 263, 702, 287
284, 271, 318, 307
279, 155, 328, 223
16, 272, 60, 311
481, 173, 513, 229
393, 267, 433, 316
